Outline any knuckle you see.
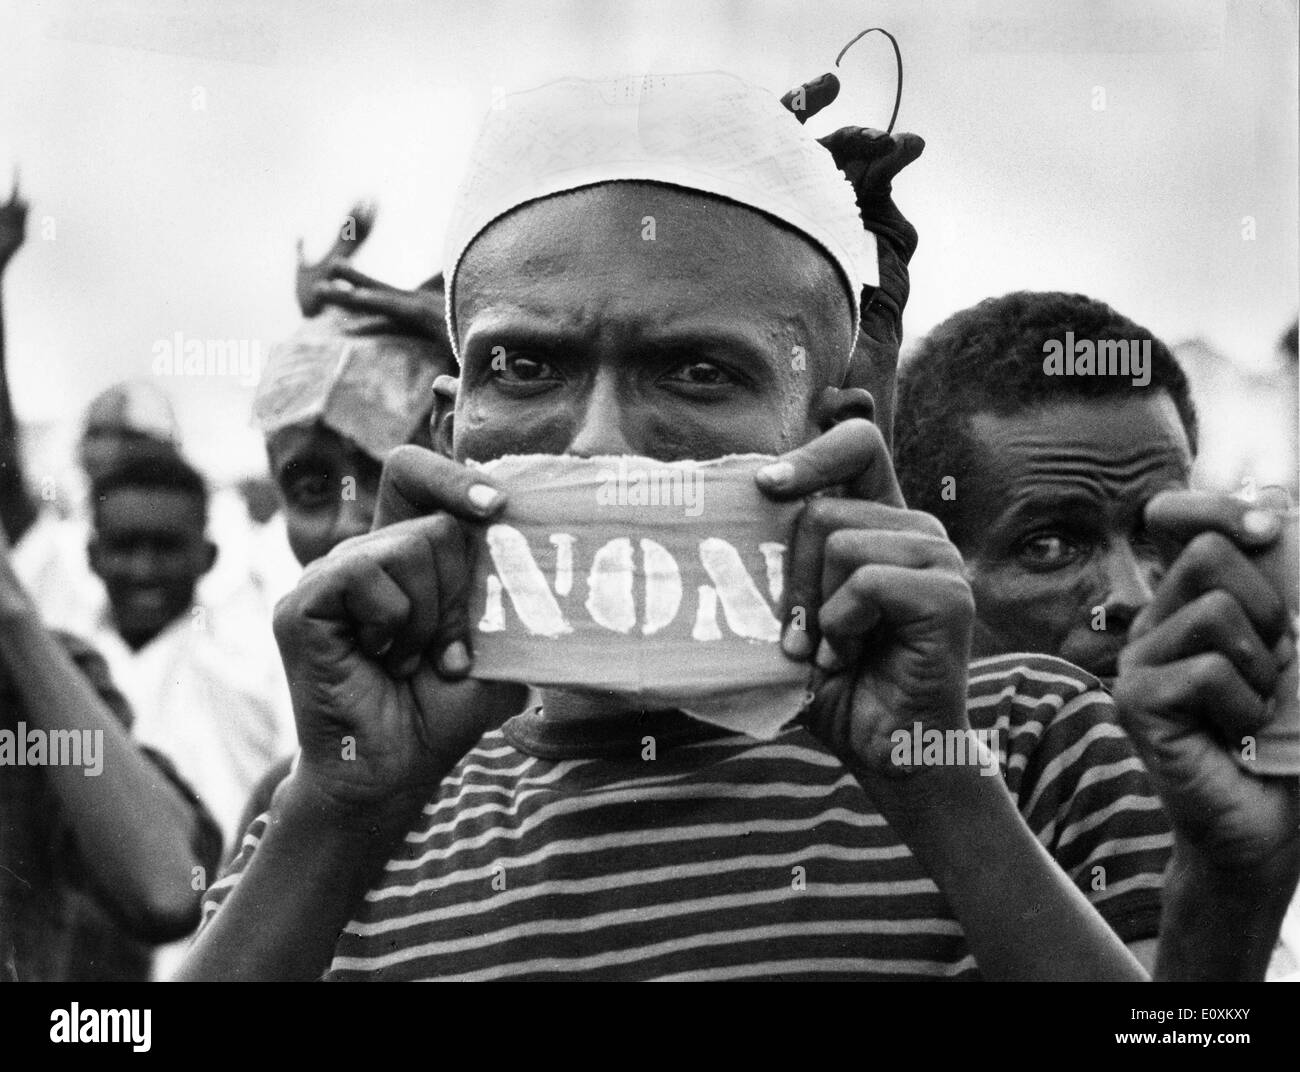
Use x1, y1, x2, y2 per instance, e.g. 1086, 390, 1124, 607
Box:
425, 513, 458, 544
844, 564, 878, 599
1199, 588, 1240, 626
824, 528, 860, 565
904, 509, 948, 540
938, 573, 976, 618
1190, 651, 1234, 690
846, 416, 886, 454
803, 496, 843, 532
1184, 531, 1233, 574
383, 443, 428, 479
1151, 674, 1192, 712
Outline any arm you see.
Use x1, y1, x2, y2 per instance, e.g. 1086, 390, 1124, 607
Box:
761, 420, 1146, 980
0, 176, 38, 543
1154, 844, 1298, 981
782, 73, 923, 447
177, 768, 431, 981
180, 448, 527, 980
0, 529, 213, 940
862, 755, 1147, 980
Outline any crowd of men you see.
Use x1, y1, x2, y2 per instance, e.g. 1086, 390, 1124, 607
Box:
0, 66, 1297, 982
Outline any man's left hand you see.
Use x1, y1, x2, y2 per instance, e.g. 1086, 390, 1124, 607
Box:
757, 419, 975, 787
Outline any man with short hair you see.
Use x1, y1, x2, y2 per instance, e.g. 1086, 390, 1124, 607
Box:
894, 291, 1299, 975
87, 448, 295, 851
894, 291, 1197, 683
0, 519, 221, 982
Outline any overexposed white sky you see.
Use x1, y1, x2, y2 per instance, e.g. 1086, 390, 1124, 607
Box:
0, 0, 1296, 481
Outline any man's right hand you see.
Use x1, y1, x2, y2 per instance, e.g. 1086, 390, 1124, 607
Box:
295, 199, 377, 316
1116, 490, 1298, 871
272, 446, 527, 820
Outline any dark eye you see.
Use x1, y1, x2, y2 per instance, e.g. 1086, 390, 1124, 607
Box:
282, 471, 333, 509
491, 353, 559, 384
1015, 533, 1083, 569
662, 361, 732, 387
1132, 531, 1178, 569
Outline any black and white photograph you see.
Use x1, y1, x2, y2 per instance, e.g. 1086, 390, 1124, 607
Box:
0, 0, 1297, 1035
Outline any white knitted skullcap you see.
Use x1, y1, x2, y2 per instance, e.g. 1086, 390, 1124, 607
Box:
443, 72, 876, 370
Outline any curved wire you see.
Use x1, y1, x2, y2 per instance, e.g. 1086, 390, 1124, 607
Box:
834, 27, 903, 134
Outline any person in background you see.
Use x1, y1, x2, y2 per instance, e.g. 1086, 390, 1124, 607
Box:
227, 203, 457, 845
259, 200, 453, 566
894, 292, 1197, 686
1, 183, 180, 628
1, 518, 221, 981
893, 290, 1299, 976
84, 446, 295, 852
0, 177, 284, 659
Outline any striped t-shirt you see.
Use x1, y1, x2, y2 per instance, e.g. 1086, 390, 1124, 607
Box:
201, 652, 1172, 980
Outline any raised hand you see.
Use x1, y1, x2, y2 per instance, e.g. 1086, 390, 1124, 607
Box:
757, 419, 975, 782
780, 73, 924, 440
295, 199, 377, 316
272, 446, 527, 819
1116, 489, 1299, 871
309, 261, 448, 342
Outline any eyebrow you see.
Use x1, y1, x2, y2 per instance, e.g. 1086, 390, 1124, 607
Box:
274, 449, 329, 478
460, 309, 781, 377
999, 489, 1106, 528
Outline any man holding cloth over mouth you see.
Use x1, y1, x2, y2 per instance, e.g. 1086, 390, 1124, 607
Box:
184, 72, 1297, 981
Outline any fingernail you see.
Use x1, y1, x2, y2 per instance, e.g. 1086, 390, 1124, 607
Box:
439, 640, 471, 676
1243, 509, 1280, 539
815, 638, 843, 672
782, 621, 814, 659
758, 462, 795, 488
468, 484, 502, 514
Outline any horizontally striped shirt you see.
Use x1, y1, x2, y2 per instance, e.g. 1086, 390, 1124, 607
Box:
201, 652, 1172, 980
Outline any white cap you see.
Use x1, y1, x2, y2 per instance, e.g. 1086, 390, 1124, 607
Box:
443, 72, 876, 372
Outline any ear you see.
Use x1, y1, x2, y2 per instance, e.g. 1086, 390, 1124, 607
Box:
200, 539, 218, 577
810, 385, 875, 432
431, 374, 459, 458
86, 537, 105, 579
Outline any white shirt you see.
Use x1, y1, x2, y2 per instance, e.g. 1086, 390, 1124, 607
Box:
88, 607, 296, 850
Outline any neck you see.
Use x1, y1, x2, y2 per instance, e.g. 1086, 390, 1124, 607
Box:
115, 613, 184, 653
539, 687, 679, 724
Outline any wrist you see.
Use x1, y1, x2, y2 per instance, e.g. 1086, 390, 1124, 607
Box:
1166, 838, 1300, 912
276, 768, 429, 855
849, 751, 1001, 833
1155, 842, 1300, 981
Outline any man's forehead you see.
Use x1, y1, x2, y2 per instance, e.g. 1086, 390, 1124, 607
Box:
460, 182, 835, 273
456, 183, 853, 360
970, 394, 1193, 503
98, 486, 203, 527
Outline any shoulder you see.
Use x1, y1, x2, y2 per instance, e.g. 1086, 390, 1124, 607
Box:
967, 651, 1104, 708
966, 652, 1138, 797
966, 651, 1117, 742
